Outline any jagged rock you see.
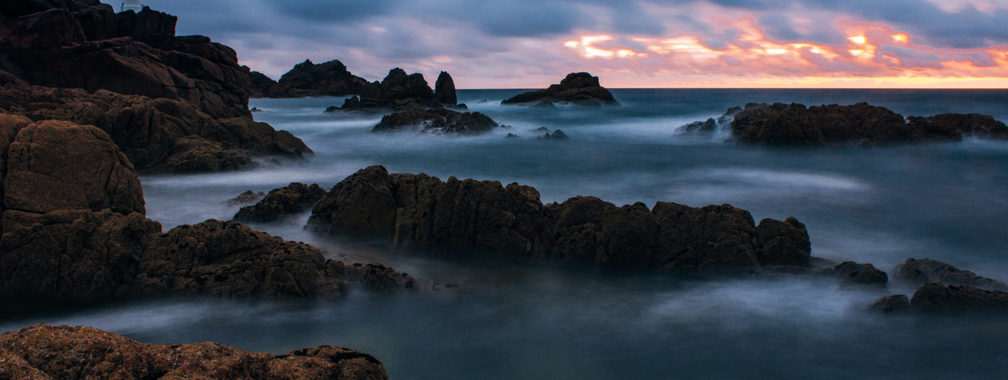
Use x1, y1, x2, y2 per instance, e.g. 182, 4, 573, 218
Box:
434, 71, 458, 105
268, 59, 368, 98
825, 261, 888, 286
541, 129, 568, 140
895, 258, 1008, 290
162, 135, 253, 172
0, 324, 390, 379
502, 72, 618, 106
679, 118, 717, 133
234, 182, 326, 222
911, 282, 1008, 313
730, 102, 1008, 145
247, 69, 277, 98
0, 2, 311, 172
868, 295, 911, 314
227, 190, 265, 206
333, 68, 459, 112
372, 108, 499, 135
307, 166, 810, 273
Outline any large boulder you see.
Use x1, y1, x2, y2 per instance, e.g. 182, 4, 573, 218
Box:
269, 59, 369, 98
501, 72, 618, 106
0, 324, 390, 379
332, 68, 460, 112
307, 166, 810, 273
434, 71, 458, 105
234, 182, 326, 222
372, 108, 499, 135
824, 261, 888, 286
895, 258, 1008, 290
910, 282, 1008, 313
730, 103, 1008, 146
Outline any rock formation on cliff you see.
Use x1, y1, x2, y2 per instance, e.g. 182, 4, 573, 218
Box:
0, 324, 390, 379
306, 166, 810, 273
266, 59, 369, 98
502, 72, 618, 106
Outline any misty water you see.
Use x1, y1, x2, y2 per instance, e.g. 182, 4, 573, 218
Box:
5, 89, 1008, 378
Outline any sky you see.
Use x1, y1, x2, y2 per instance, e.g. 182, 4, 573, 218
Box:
128, 0, 1008, 89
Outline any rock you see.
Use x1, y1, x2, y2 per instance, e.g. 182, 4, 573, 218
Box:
334, 68, 459, 112
895, 258, 1008, 290
372, 108, 500, 135
541, 129, 568, 140
234, 182, 326, 222
679, 118, 717, 133
434, 71, 458, 105
307, 166, 811, 273
269, 59, 369, 98
0, 324, 389, 379
247, 69, 277, 98
505, 133, 518, 138
730, 102, 1008, 145
0, 3, 310, 172
910, 282, 1008, 313
501, 72, 618, 106
867, 295, 911, 314
227, 190, 265, 206
826, 261, 888, 286
755, 217, 810, 266
162, 135, 253, 172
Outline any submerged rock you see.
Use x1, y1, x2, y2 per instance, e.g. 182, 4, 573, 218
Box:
868, 295, 911, 314
234, 182, 326, 222
679, 118, 718, 134
0, 324, 390, 379
730, 102, 1008, 146
911, 282, 1008, 313
306, 166, 811, 273
372, 108, 500, 135
502, 72, 618, 106
268, 59, 369, 98
541, 129, 568, 140
824, 261, 888, 286
895, 258, 1008, 290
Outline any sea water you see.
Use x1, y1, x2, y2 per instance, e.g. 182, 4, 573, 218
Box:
4, 89, 1008, 379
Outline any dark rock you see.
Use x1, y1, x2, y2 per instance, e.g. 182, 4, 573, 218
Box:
868, 295, 911, 314
227, 190, 265, 206
731, 102, 1008, 145
505, 133, 518, 138
531, 127, 550, 133
163, 135, 253, 172
0, 3, 313, 171
895, 258, 1008, 290
434, 71, 458, 105
755, 217, 810, 266
0, 324, 390, 379
269, 59, 368, 98
502, 72, 618, 106
234, 182, 326, 222
911, 282, 1008, 313
250, 106, 262, 112
541, 129, 568, 140
307, 166, 810, 273
826, 261, 888, 286
679, 118, 718, 133
372, 108, 500, 135
247, 69, 276, 98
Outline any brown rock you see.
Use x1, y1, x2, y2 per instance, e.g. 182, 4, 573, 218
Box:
756, 216, 811, 266
502, 72, 618, 106
372, 108, 499, 135
910, 282, 1008, 313
247, 69, 277, 98
895, 258, 1008, 290
234, 182, 326, 222
333, 68, 460, 112
308, 166, 398, 237
0, 324, 389, 379
227, 190, 265, 206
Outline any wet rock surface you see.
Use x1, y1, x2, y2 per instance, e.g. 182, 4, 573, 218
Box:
234, 182, 326, 222
0, 324, 390, 380
371, 108, 500, 135
825, 261, 888, 286
332, 68, 460, 112
307, 166, 810, 273
910, 282, 1008, 313
895, 258, 1008, 290
502, 72, 618, 106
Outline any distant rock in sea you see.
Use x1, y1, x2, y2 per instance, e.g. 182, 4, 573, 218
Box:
502, 72, 618, 106
727, 102, 1008, 146
894, 258, 1008, 290
266, 59, 369, 98
0, 1, 311, 172
331, 68, 462, 112
234, 182, 327, 222
371, 108, 500, 135
0, 324, 390, 379
306, 166, 811, 273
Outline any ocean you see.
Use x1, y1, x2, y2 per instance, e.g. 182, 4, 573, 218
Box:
4, 89, 1008, 378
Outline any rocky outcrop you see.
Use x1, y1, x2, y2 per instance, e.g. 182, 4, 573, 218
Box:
910, 283, 1008, 313
234, 182, 326, 222
0, 116, 411, 302
372, 108, 500, 135
0, 324, 389, 379
228, 190, 265, 206
307, 166, 810, 273
247, 69, 278, 98
268, 59, 369, 98
501, 72, 618, 106
730, 102, 1008, 146
332, 68, 460, 111
824, 261, 888, 286
868, 295, 911, 314
895, 258, 1008, 290
0, 1, 310, 171
540, 129, 568, 140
